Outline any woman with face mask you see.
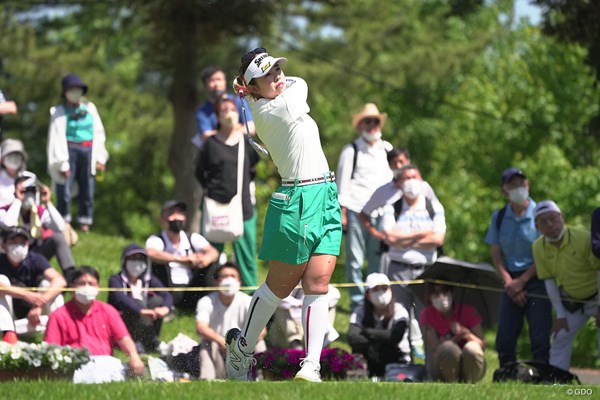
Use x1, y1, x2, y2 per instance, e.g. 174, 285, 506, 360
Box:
195, 96, 261, 289
0, 139, 28, 207
420, 284, 486, 383
46, 73, 109, 233
348, 273, 409, 378
107, 243, 173, 353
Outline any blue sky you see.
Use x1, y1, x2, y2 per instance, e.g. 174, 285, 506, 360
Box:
515, 0, 542, 24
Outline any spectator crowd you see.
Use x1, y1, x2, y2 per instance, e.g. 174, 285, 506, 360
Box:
0, 70, 598, 384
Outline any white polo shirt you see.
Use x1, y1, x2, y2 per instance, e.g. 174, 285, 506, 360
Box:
195, 291, 252, 336
249, 77, 329, 180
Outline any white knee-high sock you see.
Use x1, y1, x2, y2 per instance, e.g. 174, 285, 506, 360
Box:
303, 294, 329, 363
239, 283, 281, 354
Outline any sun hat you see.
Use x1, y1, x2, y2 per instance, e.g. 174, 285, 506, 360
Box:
1, 138, 28, 161
61, 73, 88, 95
352, 103, 387, 128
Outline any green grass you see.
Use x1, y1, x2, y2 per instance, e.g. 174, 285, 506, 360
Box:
4, 231, 597, 397
2, 380, 595, 399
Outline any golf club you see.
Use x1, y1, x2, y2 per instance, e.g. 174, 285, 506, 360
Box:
238, 90, 269, 157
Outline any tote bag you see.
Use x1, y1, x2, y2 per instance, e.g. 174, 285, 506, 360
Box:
201, 137, 245, 243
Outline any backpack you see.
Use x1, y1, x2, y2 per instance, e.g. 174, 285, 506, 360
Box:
493, 361, 581, 384
496, 205, 508, 232
379, 196, 444, 255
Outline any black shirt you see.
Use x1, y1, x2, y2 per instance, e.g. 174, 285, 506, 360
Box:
195, 135, 260, 220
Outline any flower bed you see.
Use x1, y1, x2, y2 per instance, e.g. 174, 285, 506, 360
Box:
0, 342, 90, 381
254, 347, 366, 381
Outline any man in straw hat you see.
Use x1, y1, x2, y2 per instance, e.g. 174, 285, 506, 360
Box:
336, 103, 393, 309
532, 200, 600, 371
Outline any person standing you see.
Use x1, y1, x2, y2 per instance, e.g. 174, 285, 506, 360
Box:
195, 95, 260, 287
336, 103, 393, 308
484, 167, 551, 367
193, 65, 255, 149
226, 47, 342, 382
47, 73, 109, 232
532, 201, 600, 371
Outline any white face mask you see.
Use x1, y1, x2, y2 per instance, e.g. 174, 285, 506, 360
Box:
361, 130, 382, 143
125, 260, 147, 279
431, 293, 453, 313
7, 244, 28, 263
508, 186, 529, 205
65, 88, 83, 104
219, 277, 240, 297
219, 111, 239, 128
544, 226, 565, 243
75, 285, 99, 305
368, 288, 392, 308
402, 179, 422, 199
3, 153, 23, 171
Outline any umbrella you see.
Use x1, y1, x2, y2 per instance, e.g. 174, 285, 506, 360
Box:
411, 256, 503, 328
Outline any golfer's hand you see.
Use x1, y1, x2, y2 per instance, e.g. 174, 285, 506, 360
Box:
552, 318, 569, 338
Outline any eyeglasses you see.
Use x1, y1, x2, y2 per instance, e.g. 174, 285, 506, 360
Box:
362, 117, 381, 125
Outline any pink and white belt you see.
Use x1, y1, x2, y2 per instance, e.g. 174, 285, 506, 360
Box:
281, 171, 335, 187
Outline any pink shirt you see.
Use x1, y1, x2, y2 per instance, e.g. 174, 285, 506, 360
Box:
420, 303, 481, 347
44, 300, 130, 356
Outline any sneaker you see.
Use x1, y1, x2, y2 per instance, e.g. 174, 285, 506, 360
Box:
294, 358, 322, 382
225, 328, 255, 381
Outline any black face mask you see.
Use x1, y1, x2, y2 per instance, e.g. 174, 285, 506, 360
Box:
168, 219, 185, 233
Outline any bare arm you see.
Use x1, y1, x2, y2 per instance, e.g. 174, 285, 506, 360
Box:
146, 247, 192, 265
196, 320, 226, 350
117, 335, 145, 376
359, 211, 385, 241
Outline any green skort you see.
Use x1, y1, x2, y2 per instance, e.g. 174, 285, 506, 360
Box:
259, 180, 342, 265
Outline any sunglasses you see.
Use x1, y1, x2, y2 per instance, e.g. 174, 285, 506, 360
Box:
242, 47, 267, 64
362, 117, 381, 125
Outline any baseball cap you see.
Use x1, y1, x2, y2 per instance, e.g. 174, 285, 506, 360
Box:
243, 52, 287, 84
501, 167, 526, 186
366, 273, 390, 289
161, 200, 187, 214
534, 200, 561, 219
2, 226, 31, 241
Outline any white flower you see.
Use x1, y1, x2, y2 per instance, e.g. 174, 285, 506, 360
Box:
64, 355, 72, 364
33, 358, 42, 367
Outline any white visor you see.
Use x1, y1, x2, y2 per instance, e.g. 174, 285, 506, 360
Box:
243, 53, 287, 84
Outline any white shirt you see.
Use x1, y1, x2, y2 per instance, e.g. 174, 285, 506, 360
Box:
362, 180, 438, 216
336, 137, 393, 214
249, 77, 330, 180
0, 169, 15, 208
195, 291, 252, 336
382, 195, 446, 265
145, 231, 210, 285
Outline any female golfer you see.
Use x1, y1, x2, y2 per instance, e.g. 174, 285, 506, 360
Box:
226, 47, 342, 382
